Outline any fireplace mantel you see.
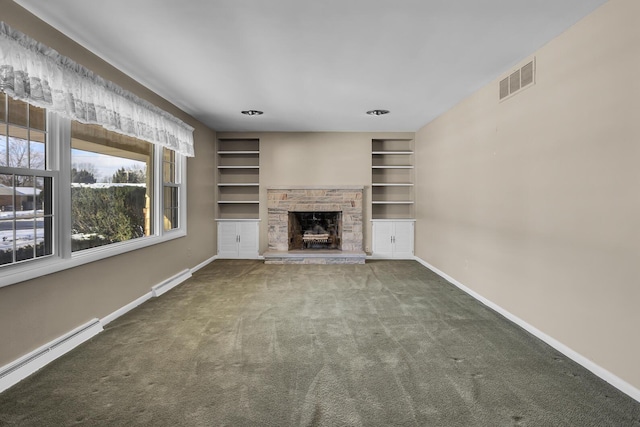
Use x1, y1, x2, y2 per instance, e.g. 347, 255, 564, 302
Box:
267, 185, 364, 190
265, 187, 365, 264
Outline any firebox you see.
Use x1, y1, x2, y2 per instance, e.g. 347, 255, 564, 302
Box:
288, 211, 342, 250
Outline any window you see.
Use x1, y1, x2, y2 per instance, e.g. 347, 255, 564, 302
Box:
71, 122, 154, 251
0, 95, 187, 287
0, 92, 54, 266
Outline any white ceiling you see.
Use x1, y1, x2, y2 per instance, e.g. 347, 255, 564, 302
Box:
15, 0, 607, 132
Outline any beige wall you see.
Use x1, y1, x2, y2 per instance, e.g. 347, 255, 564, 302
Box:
415, 0, 640, 390
0, 1, 217, 366
217, 132, 414, 253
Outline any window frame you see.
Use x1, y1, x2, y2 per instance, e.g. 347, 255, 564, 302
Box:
0, 110, 188, 288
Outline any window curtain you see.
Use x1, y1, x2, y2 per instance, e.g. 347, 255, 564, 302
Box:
0, 22, 194, 157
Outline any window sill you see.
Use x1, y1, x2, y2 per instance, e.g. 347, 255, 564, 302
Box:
0, 230, 186, 289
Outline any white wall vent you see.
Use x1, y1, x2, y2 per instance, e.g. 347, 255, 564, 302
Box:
500, 58, 535, 100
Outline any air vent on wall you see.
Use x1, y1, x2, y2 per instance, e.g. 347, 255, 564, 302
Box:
499, 58, 535, 100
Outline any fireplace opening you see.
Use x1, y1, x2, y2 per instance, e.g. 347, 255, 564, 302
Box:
288, 211, 342, 250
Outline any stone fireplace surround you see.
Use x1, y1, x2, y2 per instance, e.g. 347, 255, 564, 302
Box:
264, 186, 365, 264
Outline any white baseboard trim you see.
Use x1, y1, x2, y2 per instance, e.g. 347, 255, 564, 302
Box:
0, 318, 103, 394
0, 264, 200, 395
191, 255, 217, 274
366, 255, 415, 260
151, 268, 191, 297
414, 256, 640, 403
101, 292, 152, 326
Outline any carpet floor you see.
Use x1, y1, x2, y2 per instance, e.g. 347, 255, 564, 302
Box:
0, 260, 639, 426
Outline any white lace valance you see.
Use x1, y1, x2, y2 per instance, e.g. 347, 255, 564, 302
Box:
0, 22, 194, 157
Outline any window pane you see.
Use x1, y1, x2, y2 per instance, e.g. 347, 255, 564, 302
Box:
6, 128, 29, 168
30, 132, 46, 170
0, 135, 5, 167
0, 92, 6, 124
71, 121, 154, 252
16, 174, 35, 212
0, 173, 14, 213
7, 96, 27, 127
15, 217, 35, 262
163, 147, 175, 183
163, 186, 178, 231
163, 186, 177, 208
0, 219, 14, 265
164, 208, 178, 231
163, 160, 174, 183
37, 216, 52, 258
29, 104, 46, 131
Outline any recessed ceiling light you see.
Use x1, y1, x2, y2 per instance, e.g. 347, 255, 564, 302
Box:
366, 109, 390, 116
241, 110, 263, 116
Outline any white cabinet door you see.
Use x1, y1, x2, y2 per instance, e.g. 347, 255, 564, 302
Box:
217, 221, 259, 259
372, 221, 394, 258
371, 220, 414, 259
237, 221, 259, 258
218, 221, 241, 258
392, 221, 414, 259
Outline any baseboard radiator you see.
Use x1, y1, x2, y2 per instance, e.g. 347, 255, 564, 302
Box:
0, 258, 216, 395
0, 318, 103, 393
151, 268, 191, 297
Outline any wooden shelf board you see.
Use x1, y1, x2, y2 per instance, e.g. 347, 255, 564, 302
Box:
372, 165, 414, 169
372, 151, 414, 155
218, 201, 260, 204
217, 183, 259, 186
372, 183, 414, 187
372, 201, 414, 205
218, 165, 260, 169
217, 151, 260, 154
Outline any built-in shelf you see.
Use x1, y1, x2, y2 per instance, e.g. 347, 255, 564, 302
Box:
371, 138, 415, 220
217, 138, 260, 219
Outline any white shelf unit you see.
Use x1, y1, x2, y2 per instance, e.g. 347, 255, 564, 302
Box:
217, 138, 260, 219
371, 139, 415, 219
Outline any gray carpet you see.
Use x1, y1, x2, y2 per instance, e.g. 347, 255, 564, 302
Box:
0, 260, 638, 426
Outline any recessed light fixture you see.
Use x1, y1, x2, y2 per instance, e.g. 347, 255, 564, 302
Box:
366, 109, 390, 116
241, 110, 263, 116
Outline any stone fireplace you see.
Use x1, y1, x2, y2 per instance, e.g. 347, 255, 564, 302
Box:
265, 186, 365, 264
